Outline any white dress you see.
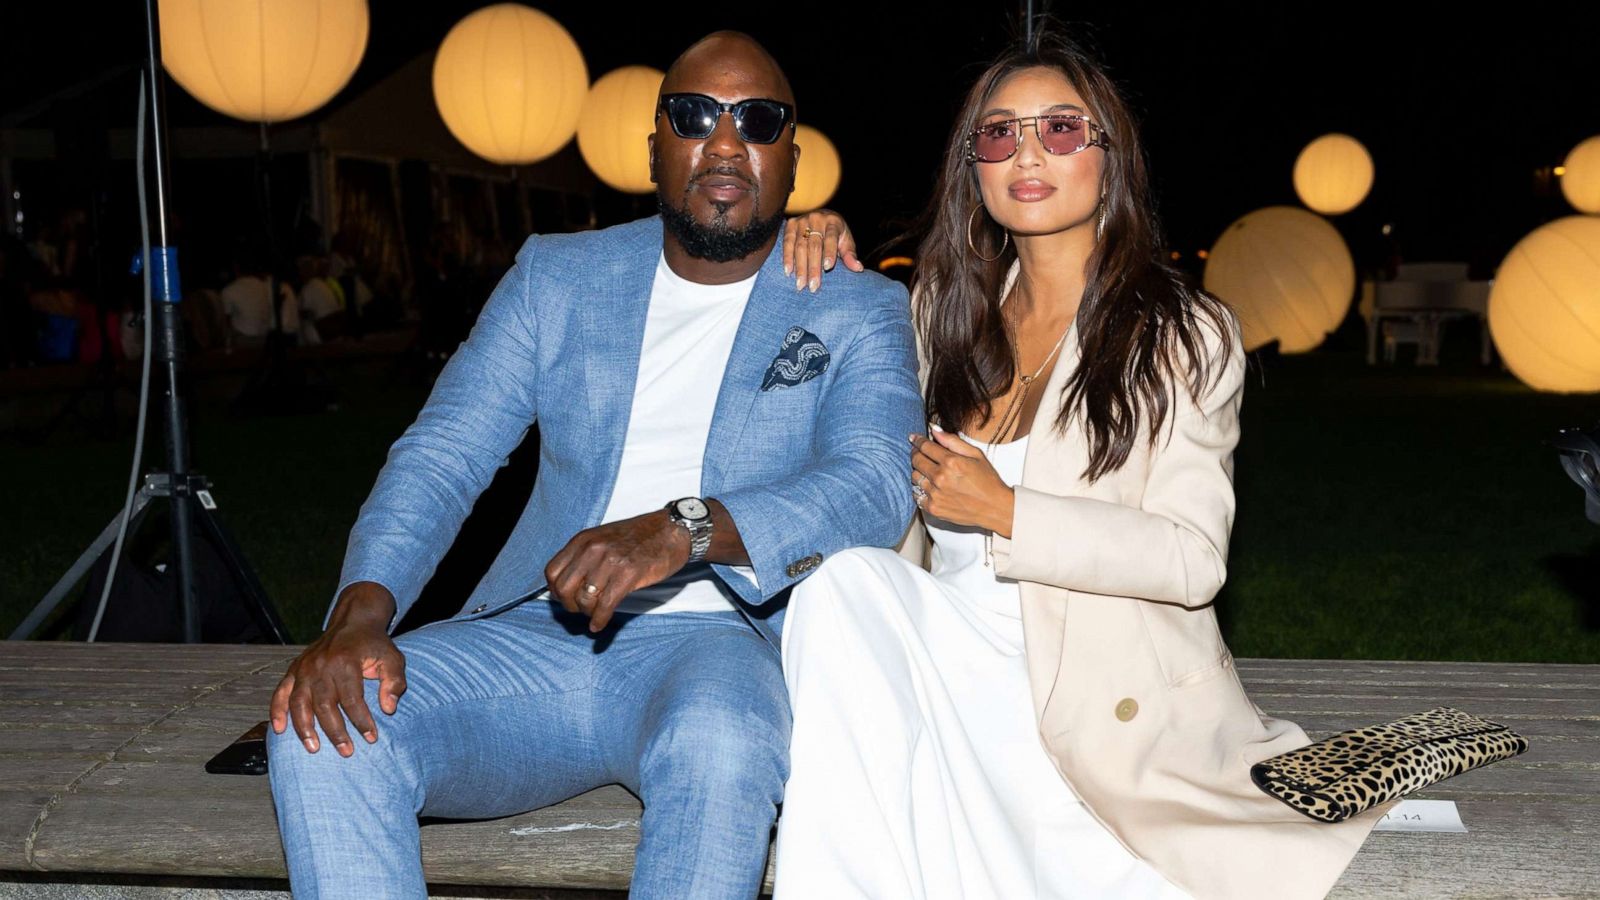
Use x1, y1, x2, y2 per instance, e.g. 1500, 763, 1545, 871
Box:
773, 435, 1189, 900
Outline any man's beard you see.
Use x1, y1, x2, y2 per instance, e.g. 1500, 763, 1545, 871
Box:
659, 181, 785, 264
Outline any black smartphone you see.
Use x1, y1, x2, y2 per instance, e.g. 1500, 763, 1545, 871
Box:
205, 721, 270, 776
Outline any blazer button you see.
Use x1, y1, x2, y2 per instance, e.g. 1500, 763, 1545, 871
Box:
1115, 698, 1139, 722
471, 604, 488, 614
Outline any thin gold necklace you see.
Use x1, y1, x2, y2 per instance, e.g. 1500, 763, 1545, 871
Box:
981, 315, 1072, 567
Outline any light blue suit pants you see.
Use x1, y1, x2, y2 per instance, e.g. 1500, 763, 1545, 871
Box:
267, 599, 789, 899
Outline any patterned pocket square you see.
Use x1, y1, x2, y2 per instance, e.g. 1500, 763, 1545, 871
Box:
761, 326, 830, 391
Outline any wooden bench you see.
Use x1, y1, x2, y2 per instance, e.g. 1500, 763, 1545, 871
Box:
2, 643, 1596, 898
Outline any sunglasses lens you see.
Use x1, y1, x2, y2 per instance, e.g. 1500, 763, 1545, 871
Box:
667, 96, 719, 139
972, 122, 1017, 162
735, 101, 788, 143
1039, 116, 1089, 155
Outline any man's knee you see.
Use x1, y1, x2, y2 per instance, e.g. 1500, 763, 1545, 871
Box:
642, 683, 790, 802
267, 680, 420, 796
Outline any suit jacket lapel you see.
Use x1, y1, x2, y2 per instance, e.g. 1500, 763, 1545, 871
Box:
702, 233, 794, 494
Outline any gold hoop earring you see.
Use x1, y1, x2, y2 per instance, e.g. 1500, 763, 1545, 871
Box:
967, 203, 1008, 262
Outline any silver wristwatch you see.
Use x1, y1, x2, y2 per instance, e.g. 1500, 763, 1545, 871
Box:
666, 497, 713, 564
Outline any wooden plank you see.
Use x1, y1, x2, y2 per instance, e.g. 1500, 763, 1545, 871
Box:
30, 779, 650, 883
0, 681, 276, 705
1241, 680, 1600, 706
1243, 693, 1600, 723
0, 705, 259, 729
1286, 713, 1600, 754
1332, 798, 1600, 896
0, 791, 55, 871
0, 670, 283, 690
5, 646, 1597, 896
0, 759, 101, 792
0, 727, 140, 756
1238, 658, 1600, 676
0, 644, 297, 670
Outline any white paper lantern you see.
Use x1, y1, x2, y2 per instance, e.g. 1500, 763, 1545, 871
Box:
160, 0, 369, 124
1293, 134, 1374, 216
1488, 216, 1600, 392
786, 125, 841, 213
433, 4, 587, 165
1559, 136, 1600, 215
577, 66, 664, 194
1203, 206, 1356, 353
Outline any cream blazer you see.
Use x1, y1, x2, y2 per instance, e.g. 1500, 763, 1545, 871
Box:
898, 266, 1387, 899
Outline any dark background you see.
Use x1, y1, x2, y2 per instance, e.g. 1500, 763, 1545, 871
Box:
4, 1, 1597, 274
3, 2, 1598, 657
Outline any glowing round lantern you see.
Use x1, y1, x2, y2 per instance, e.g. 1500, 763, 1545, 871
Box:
1292, 134, 1374, 215
432, 4, 587, 165
1203, 206, 1356, 353
1488, 216, 1600, 392
159, 0, 369, 123
1559, 136, 1600, 214
577, 66, 664, 194
786, 125, 841, 213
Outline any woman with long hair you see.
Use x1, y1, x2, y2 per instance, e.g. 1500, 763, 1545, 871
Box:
771, 28, 1384, 900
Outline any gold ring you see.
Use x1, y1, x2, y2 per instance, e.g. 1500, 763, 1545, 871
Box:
583, 583, 599, 596
802, 228, 823, 239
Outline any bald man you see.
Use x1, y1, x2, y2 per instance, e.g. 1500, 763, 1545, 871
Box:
264, 32, 922, 899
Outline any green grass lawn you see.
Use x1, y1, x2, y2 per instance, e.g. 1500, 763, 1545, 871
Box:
4, 347, 1597, 662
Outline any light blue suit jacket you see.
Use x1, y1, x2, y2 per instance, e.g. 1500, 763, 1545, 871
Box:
335, 216, 923, 644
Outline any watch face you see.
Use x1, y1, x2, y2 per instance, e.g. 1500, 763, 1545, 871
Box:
676, 497, 709, 520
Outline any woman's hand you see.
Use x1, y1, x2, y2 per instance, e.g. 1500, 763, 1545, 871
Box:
910, 429, 1016, 538
782, 208, 863, 293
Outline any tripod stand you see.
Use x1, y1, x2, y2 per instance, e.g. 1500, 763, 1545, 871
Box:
8, 0, 290, 644
9, 473, 290, 642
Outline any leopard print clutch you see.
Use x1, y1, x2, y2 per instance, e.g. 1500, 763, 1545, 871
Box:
1250, 707, 1529, 823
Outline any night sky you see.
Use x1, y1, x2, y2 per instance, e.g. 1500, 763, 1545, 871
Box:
5, 1, 1598, 275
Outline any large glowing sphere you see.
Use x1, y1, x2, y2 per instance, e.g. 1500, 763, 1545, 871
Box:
161, 0, 369, 123
1292, 133, 1374, 215
1204, 206, 1355, 353
433, 4, 587, 165
786, 125, 841, 213
1488, 216, 1600, 392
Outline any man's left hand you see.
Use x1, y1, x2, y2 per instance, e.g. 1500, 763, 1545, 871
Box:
545, 511, 690, 633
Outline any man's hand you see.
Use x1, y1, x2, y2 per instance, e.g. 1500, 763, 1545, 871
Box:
545, 510, 692, 633
269, 582, 407, 758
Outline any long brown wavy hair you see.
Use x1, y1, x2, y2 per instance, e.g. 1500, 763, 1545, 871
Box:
910, 27, 1233, 482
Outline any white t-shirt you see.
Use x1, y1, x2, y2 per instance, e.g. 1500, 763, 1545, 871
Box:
220, 275, 299, 339
297, 278, 343, 346
598, 253, 759, 614
301, 278, 343, 320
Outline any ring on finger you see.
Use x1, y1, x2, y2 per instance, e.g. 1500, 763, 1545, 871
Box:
911, 483, 927, 500
583, 582, 599, 596
802, 228, 823, 239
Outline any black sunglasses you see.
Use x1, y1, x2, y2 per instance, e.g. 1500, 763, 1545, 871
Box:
657, 93, 796, 145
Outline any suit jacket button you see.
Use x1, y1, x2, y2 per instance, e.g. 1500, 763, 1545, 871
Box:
1115, 698, 1139, 722
472, 604, 488, 614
